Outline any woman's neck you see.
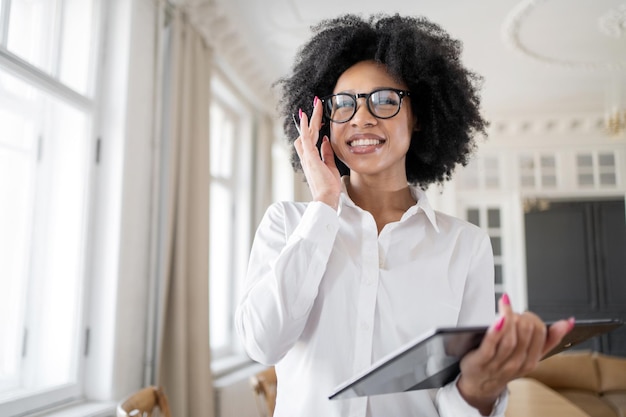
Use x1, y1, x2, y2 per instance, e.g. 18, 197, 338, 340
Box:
346, 174, 416, 233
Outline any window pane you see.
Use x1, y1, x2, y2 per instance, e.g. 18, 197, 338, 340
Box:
209, 102, 234, 178
487, 209, 500, 228
209, 182, 233, 353
485, 176, 499, 189
460, 160, 478, 189
484, 157, 498, 170
600, 173, 616, 186
32, 98, 89, 388
521, 175, 535, 188
540, 155, 555, 168
519, 155, 534, 171
519, 155, 535, 188
7, 0, 57, 72
578, 173, 594, 186
58, 0, 97, 94
494, 264, 503, 285
576, 154, 593, 168
542, 175, 557, 187
7, 0, 97, 95
598, 153, 615, 167
0, 102, 35, 390
466, 208, 479, 226
490, 236, 502, 257
0, 67, 90, 394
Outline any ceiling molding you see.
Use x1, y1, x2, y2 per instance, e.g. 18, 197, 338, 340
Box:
487, 114, 618, 137
176, 0, 275, 108
502, 0, 626, 71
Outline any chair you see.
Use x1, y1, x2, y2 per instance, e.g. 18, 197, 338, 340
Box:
117, 386, 172, 417
250, 366, 277, 417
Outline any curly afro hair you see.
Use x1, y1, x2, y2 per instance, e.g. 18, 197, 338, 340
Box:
275, 13, 488, 187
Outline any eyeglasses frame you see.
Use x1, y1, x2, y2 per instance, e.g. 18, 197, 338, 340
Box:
320, 88, 411, 124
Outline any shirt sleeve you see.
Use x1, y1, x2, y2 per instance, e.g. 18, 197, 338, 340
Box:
436, 376, 509, 417
234, 201, 339, 365
457, 230, 496, 326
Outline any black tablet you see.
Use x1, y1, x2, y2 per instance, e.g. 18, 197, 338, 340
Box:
328, 318, 623, 400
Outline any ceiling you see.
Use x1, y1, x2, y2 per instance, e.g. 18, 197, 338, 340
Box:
184, 0, 626, 128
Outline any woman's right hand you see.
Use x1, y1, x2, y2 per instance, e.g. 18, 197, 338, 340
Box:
293, 97, 342, 210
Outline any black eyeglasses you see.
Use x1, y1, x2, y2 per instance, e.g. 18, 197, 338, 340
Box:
321, 88, 411, 123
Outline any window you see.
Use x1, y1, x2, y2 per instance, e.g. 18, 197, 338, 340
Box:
576, 151, 617, 188
519, 153, 558, 189
466, 207, 505, 306
209, 73, 253, 367
0, 0, 100, 414
459, 155, 501, 190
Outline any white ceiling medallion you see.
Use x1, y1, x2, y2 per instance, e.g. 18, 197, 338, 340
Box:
599, 3, 626, 38
502, 0, 626, 71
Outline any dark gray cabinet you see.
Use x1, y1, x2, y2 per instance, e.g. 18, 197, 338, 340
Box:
525, 199, 626, 357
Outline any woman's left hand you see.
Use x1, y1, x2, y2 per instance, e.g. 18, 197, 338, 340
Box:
457, 294, 574, 415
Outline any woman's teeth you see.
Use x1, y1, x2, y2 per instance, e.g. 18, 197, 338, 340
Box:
349, 138, 383, 146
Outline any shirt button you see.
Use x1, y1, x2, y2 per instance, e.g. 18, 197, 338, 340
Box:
326, 224, 333, 232
379, 258, 384, 268
360, 322, 370, 332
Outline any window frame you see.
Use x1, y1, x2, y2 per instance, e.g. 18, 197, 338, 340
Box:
0, 0, 104, 414
209, 67, 256, 373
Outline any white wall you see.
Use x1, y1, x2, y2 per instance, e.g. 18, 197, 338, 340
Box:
86, 0, 157, 402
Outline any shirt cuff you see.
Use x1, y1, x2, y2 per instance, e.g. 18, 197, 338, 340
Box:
436, 375, 509, 417
291, 201, 340, 244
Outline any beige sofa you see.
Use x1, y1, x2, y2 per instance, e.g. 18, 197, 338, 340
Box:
506, 351, 626, 417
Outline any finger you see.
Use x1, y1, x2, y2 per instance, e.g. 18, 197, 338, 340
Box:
309, 96, 324, 132
320, 136, 336, 168
504, 313, 542, 375
294, 136, 303, 155
471, 315, 507, 367
498, 293, 514, 317
298, 108, 308, 140
521, 315, 547, 370
542, 317, 575, 357
299, 108, 320, 151
297, 110, 316, 156
477, 294, 517, 368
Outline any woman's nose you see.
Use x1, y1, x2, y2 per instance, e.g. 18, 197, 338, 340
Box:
350, 98, 377, 126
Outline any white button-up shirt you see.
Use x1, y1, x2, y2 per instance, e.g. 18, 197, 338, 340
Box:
235, 181, 507, 417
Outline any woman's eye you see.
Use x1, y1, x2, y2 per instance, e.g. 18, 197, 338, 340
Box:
373, 93, 399, 106
334, 97, 355, 109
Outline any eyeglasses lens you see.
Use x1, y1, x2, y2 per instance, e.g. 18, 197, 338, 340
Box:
325, 89, 402, 123
370, 90, 401, 118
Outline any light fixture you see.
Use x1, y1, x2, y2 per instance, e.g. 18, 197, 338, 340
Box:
601, 6, 626, 137
605, 72, 625, 137
605, 108, 626, 136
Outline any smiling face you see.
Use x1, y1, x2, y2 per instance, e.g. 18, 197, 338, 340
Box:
329, 60, 417, 183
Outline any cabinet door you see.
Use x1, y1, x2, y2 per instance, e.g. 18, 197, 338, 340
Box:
525, 199, 626, 356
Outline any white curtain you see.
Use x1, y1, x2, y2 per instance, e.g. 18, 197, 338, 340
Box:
156, 8, 214, 417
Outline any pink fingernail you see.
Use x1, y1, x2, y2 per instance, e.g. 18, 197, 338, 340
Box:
313, 96, 319, 107
299, 108, 303, 119
502, 293, 510, 306
494, 316, 506, 332
568, 317, 576, 330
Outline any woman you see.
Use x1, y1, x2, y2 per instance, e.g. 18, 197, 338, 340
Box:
235, 14, 573, 417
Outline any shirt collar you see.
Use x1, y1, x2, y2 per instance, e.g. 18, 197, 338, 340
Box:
338, 176, 440, 233
407, 185, 440, 233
